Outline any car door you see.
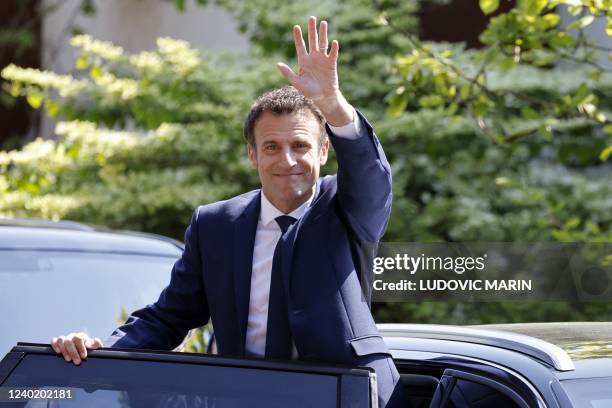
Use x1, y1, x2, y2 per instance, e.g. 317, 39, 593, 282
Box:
0, 343, 376, 408
429, 369, 531, 408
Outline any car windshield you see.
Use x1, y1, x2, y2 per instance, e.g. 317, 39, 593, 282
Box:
0, 250, 177, 354
562, 377, 612, 408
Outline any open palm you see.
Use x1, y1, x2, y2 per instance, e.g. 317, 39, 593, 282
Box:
277, 17, 340, 102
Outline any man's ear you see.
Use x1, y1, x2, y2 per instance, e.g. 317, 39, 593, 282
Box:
319, 138, 330, 166
247, 143, 258, 169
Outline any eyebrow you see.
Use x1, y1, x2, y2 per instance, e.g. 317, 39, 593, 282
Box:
261, 138, 313, 146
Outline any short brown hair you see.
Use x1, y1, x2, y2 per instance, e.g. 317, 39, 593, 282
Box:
243, 86, 327, 147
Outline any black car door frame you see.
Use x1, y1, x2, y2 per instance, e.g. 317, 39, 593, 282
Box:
0, 343, 377, 408
429, 368, 531, 408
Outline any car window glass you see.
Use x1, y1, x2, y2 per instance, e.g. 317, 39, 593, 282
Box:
446, 378, 521, 408
4, 354, 339, 408
0, 251, 177, 354
562, 377, 612, 408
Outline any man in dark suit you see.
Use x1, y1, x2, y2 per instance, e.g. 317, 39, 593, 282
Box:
52, 16, 405, 408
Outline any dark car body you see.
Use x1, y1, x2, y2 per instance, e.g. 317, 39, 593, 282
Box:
380, 322, 612, 407
0, 343, 376, 408
1, 323, 611, 407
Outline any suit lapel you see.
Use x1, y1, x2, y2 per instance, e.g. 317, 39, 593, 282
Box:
281, 178, 328, 295
232, 179, 330, 351
233, 191, 261, 355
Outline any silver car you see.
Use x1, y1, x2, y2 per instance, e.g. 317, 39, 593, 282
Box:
0, 218, 182, 356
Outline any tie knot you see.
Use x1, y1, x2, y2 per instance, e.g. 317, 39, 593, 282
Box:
275, 215, 296, 234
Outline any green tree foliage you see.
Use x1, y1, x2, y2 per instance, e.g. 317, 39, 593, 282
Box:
1, 0, 611, 325
217, 0, 419, 109
378, 0, 612, 246
214, 0, 612, 243
2, 36, 259, 237
209, 0, 612, 322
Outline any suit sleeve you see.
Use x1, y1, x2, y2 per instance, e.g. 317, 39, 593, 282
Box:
326, 109, 392, 243
105, 208, 210, 349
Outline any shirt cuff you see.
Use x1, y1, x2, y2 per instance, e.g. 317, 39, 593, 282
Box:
327, 107, 362, 140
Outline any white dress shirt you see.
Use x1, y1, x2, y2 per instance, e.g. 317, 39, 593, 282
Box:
245, 109, 362, 358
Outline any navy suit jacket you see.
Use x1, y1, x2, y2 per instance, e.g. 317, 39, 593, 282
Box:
106, 110, 394, 367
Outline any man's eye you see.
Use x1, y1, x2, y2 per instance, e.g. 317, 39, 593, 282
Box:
264, 145, 277, 151
295, 143, 309, 149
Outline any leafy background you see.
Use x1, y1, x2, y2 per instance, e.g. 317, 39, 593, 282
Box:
2, 0, 611, 331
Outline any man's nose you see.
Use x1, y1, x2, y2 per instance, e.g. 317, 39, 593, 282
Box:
280, 147, 297, 166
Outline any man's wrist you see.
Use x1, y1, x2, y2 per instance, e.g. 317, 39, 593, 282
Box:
314, 92, 354, 127
327, 107, 361, 140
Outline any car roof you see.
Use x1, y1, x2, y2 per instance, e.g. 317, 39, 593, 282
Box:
379, 323, 612, 380
474, 322, 612, 361
378, 323, 575, 371
0, 218, 183, 257
476, 322, 612, 381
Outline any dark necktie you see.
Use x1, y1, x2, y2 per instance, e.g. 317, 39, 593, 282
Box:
265, 215, 297, 359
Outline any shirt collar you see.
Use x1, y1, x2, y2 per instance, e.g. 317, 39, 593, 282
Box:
260, 189, 314, 227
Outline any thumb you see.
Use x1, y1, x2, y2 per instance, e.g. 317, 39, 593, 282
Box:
276, 62, 299, 85
86, 337, 104, 349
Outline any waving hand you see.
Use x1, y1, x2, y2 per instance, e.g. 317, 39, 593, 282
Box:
277, 16, 353, 126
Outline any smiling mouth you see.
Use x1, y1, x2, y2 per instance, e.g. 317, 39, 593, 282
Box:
274, 173, 303, 176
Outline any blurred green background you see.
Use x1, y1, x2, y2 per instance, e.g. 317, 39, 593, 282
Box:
1, 0, 611, 328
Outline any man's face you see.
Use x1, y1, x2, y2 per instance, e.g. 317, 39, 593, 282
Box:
248, 110, 329, 214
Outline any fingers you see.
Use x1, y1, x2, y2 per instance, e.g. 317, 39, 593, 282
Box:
308, 16, 318, 53
319, 20, 328, 54
51, 336, 61, 354
295, 17, 332, 56
90, 337, 104, 349
52, 336, 70, 361
64, 338, 82, 365
329, 40, 339, 62
293, 25, 307, 58
51, 332, 100, 366
276, 62, 299, 84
